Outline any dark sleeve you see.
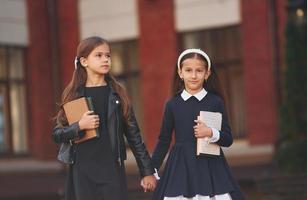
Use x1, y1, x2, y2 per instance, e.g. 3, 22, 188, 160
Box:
216, 98, 233, 147
52, 122, 85, 144
124, 107, 154, 177
151, 101, 174, 171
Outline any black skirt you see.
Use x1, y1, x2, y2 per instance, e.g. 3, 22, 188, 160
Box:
65, 162, 128, 200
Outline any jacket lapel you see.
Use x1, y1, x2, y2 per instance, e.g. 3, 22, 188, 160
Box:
108, 86, 120, 120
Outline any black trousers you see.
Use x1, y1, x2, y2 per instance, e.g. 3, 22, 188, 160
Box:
69, 163, 128, 200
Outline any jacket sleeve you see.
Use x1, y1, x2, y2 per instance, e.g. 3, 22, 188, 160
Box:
215, 98, 233, 147
52, 122, 85, 144
124, 107, 155, 177
151, 101, 174, 171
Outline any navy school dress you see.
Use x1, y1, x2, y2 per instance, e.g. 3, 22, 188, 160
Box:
151, 91, 245, 200
71, 85, 127, 200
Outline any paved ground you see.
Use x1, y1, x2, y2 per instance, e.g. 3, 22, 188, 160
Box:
0, 147, 295, 200
0, 141, 275, 199
0, 156, 267, 200
0, 171, 152, 200
3, 162, 306, 200
0, 165, 262, 200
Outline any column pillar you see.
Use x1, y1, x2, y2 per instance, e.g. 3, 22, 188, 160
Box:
137, 0, 177, 150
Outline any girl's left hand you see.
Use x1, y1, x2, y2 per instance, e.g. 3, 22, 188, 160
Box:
193, 118, 213, 138
141, 175, 157, 192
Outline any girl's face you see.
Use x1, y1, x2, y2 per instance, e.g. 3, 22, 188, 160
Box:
80, 43, 111, 76
178, 57, 210, 94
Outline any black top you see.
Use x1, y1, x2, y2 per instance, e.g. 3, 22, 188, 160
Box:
75, 85, 118, 183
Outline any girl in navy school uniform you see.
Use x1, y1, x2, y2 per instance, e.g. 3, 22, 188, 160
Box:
151, 49, 245, 200
52, 36, 156, 200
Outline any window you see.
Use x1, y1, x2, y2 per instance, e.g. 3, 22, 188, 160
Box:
110, 40, 144, 130
0, 46, 28, 155
180, 26, 246, 138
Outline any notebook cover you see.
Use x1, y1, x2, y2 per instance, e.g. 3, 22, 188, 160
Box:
63, 97, 99, 144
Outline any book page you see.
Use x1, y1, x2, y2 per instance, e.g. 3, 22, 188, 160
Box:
199, 111, 222, 131
196, 111, 222, 156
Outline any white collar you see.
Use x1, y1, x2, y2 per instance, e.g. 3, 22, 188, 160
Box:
181, 88, 207, 101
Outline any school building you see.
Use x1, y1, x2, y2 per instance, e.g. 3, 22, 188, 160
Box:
0, 0, 289, 198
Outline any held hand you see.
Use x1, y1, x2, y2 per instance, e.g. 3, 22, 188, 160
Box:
193, 118, 212, 138
78, 111, 100, 130
140, 175, 157, 192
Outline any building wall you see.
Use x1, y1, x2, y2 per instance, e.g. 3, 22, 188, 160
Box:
241, 0, 281, 145
0, 0, 28, 46
78, 0, 241, 41
0, 1, 289, 199
25, 0, 79, 159
79, 0, 139, 41
78, 0, 243, 150
175, 0, 241, 31
0, 0, 287, 160
25, 0, 56, 159
138, 0, 177, 150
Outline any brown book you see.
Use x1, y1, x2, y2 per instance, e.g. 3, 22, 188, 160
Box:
63, 97, 99, 144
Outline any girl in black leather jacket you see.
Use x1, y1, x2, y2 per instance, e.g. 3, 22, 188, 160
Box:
52, 36, 156, 200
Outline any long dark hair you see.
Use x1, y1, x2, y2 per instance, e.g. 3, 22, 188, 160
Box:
172, 52, 225, 102
55, 36, 131, 125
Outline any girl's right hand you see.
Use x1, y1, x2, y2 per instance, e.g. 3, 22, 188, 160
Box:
78, 111, 100, 130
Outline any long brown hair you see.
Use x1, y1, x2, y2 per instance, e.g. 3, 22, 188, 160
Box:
55, 36, 130, 125
172, 52, 225, 102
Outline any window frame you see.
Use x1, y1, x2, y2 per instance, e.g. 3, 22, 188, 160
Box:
178, 25, 246, 138
0, 45, 29, 157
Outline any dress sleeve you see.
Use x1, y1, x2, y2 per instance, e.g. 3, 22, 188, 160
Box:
151, 101, 175, 170
216, 98, 233, 147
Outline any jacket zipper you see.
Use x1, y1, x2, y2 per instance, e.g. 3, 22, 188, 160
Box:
115, 100, 121, 166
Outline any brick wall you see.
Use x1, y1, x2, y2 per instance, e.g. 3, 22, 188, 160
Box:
57, 0, 80, 89
241, 0, 286, 144
26, 0, 56, 159
25, 0, 79, 159
138, 0, 177, 150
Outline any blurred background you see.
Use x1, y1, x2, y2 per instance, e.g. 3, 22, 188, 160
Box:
0, 0, 306, 199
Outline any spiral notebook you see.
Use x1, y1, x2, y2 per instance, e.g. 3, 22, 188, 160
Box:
196, 111, 222, 156
63, 97, 99, 144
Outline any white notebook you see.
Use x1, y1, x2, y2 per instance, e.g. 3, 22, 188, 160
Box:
196, 111, 222, 156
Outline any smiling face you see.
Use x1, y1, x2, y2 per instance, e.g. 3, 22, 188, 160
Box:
178, 56, 210, 94
80, 43, 111, 76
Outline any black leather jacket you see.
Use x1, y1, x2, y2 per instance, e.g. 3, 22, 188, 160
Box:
52, 85, 154, 177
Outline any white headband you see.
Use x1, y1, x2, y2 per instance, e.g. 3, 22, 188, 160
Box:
177, 49, 211, 71
74, 57, 78, 69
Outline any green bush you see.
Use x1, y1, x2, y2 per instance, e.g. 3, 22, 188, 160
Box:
276, 2, 307, 174
275, 140, 307, 173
